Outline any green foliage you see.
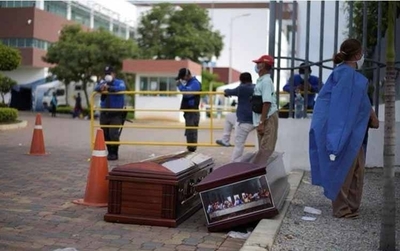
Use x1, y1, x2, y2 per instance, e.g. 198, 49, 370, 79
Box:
201, 70, 224, 93
343, 1, 400, 56
43, 24, 139, 108
0, 74, 17, 104
0, 43, 21, 71
0, 107, 18, 123
0, 103, 8, 108
137, 3, 224, 63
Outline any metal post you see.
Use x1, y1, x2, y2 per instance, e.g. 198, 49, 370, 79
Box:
276, 1, 283, 108
289, 1, 297, 118
268, 0, 277, 80
303, 0, 311, 118
318, 0, 325, 90
348, 1, 354, 37
333, 1, 339, 60
362, 1, 368, 74
374, 1, 382, 115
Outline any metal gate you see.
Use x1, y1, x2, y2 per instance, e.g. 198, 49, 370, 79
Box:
268, 1, 400, 118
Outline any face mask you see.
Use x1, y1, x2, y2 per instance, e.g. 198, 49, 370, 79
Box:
356, 55, 365, 69
105, 75, 113, 83
180, 79, 187, 86
300, 74, 305, 80
254, 65, 260, 74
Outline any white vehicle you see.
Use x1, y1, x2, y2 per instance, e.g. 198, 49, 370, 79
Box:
41, 82, 93, 109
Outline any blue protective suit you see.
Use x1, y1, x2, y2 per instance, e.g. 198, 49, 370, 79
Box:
309, 64, 371, 200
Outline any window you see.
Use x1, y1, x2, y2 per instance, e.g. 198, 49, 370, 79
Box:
139, 76, 178, 97
56, 89, 65, 96
1, 38, 52, 50
1, 1, 35, 7
44, 1, 68, 18
71, 5, 90, 27
94, 14, 110, 31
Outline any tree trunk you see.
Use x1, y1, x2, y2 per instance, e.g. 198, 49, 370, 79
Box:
379, 2, 396, 251
83, 82, 90, 109
65, 83, 69, 106
0, 93, 4, 104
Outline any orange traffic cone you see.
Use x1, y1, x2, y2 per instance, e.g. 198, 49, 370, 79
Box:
73, 129, 109, 207
29, 114, 47, 155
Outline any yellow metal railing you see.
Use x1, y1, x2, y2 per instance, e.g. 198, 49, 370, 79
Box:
90, 90, 315, 149
90, 90, 254, 149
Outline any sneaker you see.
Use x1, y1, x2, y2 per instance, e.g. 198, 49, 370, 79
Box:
187, 147, 197, 152
216, 140, 231, 147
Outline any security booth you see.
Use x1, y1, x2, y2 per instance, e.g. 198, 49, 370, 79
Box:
122, 59, 202, 122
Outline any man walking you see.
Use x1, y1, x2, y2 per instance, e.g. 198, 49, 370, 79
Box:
176, 68, 202, 152
223, 72, 255, 162
251, 55, 279, 152
94, 66, 126, 161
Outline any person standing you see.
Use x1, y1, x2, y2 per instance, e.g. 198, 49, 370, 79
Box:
223, 72, 255, 162
94, 66, 126, 161
50, 92, 57, 117
73, 93, 83, 119
309, 38, 379, 218
176, 68, 201, 152
251, 55, 279, 152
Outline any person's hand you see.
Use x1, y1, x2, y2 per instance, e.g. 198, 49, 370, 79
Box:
257, 122, 264, 135
101, 84, 108, 91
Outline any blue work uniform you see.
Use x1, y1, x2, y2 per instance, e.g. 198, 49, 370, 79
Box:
177, 77, 202, 152
283, 74, 320, 108
94, 78, 126, 157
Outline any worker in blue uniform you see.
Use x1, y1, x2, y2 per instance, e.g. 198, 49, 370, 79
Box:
176, 68, 202, 152
94, 66, 126, 161
309, 39, 379, 218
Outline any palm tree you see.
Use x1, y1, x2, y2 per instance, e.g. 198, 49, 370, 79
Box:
379, 2, 397, 251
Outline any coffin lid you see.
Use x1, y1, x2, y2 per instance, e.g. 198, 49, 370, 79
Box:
109, 151, 214, 180
196, 150, 276, 191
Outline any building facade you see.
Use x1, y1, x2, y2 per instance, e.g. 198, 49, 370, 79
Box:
0, 0, 137, 109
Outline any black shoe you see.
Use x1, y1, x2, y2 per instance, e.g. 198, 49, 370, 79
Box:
187, 147, 196, 152
107, 154, 118, 161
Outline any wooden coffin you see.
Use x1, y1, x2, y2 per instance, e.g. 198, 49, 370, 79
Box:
195, 150, 289, 232
104, 151, 214, 227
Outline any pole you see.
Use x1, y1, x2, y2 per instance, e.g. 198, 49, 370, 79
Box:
228, 18, 233, 84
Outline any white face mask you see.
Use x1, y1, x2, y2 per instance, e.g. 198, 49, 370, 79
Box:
105, 74, 113, 83
180, 79, 187, 86
356, 55, 365, 69
300, 74, 305, 80
254, 65, 260, 74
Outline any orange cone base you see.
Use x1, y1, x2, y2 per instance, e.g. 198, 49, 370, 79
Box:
72, 198, 108, 207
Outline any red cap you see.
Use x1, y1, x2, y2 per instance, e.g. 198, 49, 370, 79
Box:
252, 55, 274, 66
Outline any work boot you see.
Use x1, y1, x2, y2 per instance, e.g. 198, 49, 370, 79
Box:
187, 134, 197, 152
107, 146, 118, 161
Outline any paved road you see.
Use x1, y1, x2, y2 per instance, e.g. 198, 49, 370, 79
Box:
0, 112, 256, 251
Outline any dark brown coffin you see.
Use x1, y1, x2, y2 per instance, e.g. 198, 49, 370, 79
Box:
104, 151, 214, 227
195, 150, 289, 232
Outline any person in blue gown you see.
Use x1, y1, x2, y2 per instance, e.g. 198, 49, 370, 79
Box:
309, 38, 379, 218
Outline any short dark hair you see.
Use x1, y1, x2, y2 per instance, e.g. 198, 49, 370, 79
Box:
240, 72, 252, 83
299, 63, 311, 74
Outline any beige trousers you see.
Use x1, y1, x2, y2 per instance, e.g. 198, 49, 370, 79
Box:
332, 147, 365, 218
257, 112, 279, 152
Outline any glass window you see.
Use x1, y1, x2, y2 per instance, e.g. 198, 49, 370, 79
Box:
129, 29, 135, 40
7, 1, 15, 7
9, 38, 17, 47
94, 15, 109, 31
159, 77, 168, 97
71, 6, 90, 27
139, 77, 148, 96
22, 1, 35, 7
14, 1, 22, 8
17, 38, 25, 47
44, 1, 67, 18
168, 77, 178, 94
0, 1, 6, 7
25, 38, 33, 47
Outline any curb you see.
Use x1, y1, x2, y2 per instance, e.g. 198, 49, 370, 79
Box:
240, 171, 304, 251
0, 120, 28, 131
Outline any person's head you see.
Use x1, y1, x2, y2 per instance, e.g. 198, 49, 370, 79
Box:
299, 63, 311, 79
333, 38, 364, 69
77, 93, 80, 97
175, 68, 192, 85
52, 92, 56, 96
252, 55, 274, 76
104, 66, 116, 83
239, 72, 252, 84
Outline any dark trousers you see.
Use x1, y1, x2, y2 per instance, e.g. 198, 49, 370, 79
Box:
100, 112, 123, 155
184, 111, 200, 152
50, 105, 57, 117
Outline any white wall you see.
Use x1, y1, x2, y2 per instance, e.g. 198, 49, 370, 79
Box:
277, 119, 400, 172
134, 74, 183, 122
1, 67, 47, 85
